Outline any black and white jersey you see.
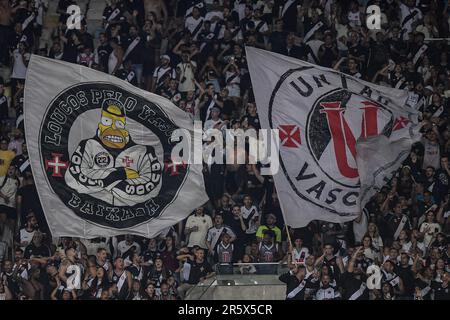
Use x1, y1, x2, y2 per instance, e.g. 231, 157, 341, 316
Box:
399, 3, 423, 39
215, 242, 234, 263
153, 66, 176, 88
241, 205, 259, 234
207, 225, 236, 249
112, 270, 130, 300
278, 270, 315, 300
259, 242, 278, 262
315, 285, 341, 300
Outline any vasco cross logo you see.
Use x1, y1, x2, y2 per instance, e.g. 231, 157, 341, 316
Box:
40, 82, 188, 229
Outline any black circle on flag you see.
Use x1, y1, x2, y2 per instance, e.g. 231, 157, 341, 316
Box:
39, 82, 188, 229
268, 68, 392, 214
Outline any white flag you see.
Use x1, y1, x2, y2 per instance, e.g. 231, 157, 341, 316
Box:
24, 55, 208, 238
246, 47, 420, 228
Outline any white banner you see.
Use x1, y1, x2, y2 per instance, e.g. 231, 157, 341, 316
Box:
24, 55, 208, 238
246, 47, 420, 227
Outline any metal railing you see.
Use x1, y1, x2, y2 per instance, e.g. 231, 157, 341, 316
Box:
186, 262, 290, 300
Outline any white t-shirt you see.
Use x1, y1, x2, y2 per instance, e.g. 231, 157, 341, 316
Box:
347, 10, 361, 28
204, 118, 226, 131
185, 214, 213, 249
19, 228, 35, 251
421, 137, 440, 170
0, 176, 18, 208
419, 222, 441, 247
177, 61, 197, 92
293, 247, 310, 264
11, 50, 30, 79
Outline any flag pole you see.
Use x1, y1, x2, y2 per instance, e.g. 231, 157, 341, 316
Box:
276, 192, 298, 266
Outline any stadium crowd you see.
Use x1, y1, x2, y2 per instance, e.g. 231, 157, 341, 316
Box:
0, 0, 449, 300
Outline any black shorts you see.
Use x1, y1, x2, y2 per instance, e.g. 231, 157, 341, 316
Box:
0, 204, 17, 220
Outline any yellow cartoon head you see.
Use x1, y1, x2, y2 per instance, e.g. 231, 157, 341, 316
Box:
97, 99, 129, 149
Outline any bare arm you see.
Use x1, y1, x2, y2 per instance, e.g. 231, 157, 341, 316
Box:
336, 256, 345, 274
172, 39, 185, 56
251, 164, 265, 184
333, 57, 346, 71
112, 47, 123, 74
176, 254, 193, 261
371, 64, 390, 83
51, 286, 59, 300
314, 253, 325, 268
58, 260, 69, 283
239, 214, 247, 232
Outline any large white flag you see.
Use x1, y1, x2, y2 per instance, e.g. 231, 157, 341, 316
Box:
24, 55, 208, 238
246, 47, 421, 228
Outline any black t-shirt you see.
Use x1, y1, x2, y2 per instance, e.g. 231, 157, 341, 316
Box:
218, 205, 232, 219
244, 114, 261, 130
62, 40, 82, 63
24, 243, 51, 259
0, 94, 8, 120
435, 169, 450, 198
292, 226, 315, 250
269, 31, 287, 54
278, 271, 305, 300
226, 216, 246, 246
432, 281, 450, 300
116, 69, 138, 86
58, 0, 75, 23
123, 35, 146, 64
11, 154, 30, 174
414, 278, 432, 300
319, 44, 338, 68
396, 264, 416, 296
123, 0, 145, 27
96, 43, 113, 71
146, 267, 172, 289
184, 259, 213, 284
16, 184, 44, 225
142, 249, 159, 264
221, 99, 235, 117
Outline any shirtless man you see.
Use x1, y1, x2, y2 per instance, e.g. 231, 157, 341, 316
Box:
143, 0, 167, 24
0, 0, 11, 26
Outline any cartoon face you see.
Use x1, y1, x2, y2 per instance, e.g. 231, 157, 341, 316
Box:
97, 102, 129, 149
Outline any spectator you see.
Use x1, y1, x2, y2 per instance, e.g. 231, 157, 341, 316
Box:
117, 235, 141, 258
184, 206, 213, 250
256, 213, 281, 243
177, 247, 214, 299
206, 213, 235, 259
